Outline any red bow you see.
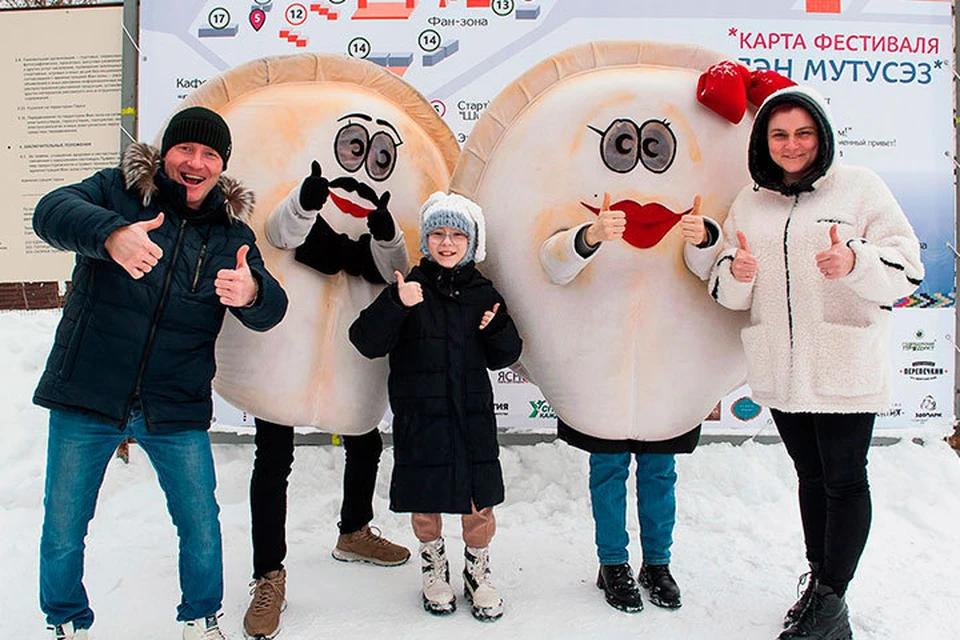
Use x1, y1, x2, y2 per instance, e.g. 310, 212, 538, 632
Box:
697, 62, 796, 124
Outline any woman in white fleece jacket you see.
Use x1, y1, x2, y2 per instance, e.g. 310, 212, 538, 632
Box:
709, 85, 923, 640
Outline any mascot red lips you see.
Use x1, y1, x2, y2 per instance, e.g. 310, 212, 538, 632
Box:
329, 190, 374, 218
581, 199, 691, 249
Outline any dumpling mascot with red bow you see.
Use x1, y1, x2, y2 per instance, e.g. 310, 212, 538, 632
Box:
449, 41, 793, 612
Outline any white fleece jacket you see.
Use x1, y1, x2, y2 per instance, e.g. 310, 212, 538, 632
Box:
709, 91, 923, 413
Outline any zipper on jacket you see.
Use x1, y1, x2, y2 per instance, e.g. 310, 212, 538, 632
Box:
783, 195, 799, 351
125, 218, 189, 431
190, 243, 207, 293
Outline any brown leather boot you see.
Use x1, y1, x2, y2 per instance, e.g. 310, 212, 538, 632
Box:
242, 568, 286, 639
333, 524, 410, 566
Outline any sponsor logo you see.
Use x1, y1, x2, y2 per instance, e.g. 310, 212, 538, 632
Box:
878, 402, 903, 418
497, 370, 530, 384
731, 396, 762, 421
493, 402, 509, 416
901, 329, 935, 352
528, 399, 556, 419
914, 395, 943, 420
900, 360, 947, 381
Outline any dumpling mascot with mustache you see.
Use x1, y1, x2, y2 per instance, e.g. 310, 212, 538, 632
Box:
169, 52, 461, 639
449, 41, 792, 613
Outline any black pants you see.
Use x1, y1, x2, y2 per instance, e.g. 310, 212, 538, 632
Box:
770, 409, 875, 595
250, 417, 383, 578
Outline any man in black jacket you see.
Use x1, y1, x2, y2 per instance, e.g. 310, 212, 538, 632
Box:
32, 107, 287, 640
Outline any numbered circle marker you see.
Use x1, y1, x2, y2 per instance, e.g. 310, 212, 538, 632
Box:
431, 100, 446, 117
208, 6, 231, 30
418, 29, 441, 53
249, 9, 266, 31
348, 36, 371, 59
491, 0, 514, 16
286, 3, 307, 26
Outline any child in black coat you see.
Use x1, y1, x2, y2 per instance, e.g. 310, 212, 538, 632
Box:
349, 192, 522, 621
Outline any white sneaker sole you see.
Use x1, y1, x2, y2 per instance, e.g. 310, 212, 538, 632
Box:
242, 600, 287, 640
243, 625, 282, 640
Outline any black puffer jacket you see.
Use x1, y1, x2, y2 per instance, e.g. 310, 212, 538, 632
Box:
349, 258, 522, 514
32, 142, 288, 432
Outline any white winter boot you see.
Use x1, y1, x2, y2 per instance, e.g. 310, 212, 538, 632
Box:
49, 621, 89, 639
420, 537, 456, 615
463, 545, 504, 621
182, 613, 227, 640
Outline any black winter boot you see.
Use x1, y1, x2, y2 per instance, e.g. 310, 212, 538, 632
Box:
596, 563, 643, 613
637, 563, 682, 609
778, 583, 853, 640
784, 563, 820, 628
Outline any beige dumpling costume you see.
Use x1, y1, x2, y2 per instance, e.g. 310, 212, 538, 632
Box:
450, 41, 758, 446
169, 53, 459, 433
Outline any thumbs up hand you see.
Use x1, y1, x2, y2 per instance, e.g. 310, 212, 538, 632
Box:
815, 224, 855, 280
215, 245, 258, 307
730, 230, 758, 283
479, 302, 500, 330
104, 212, 165, 279
395, 271, 423, 308
585, 192, 626, 246
365, 190, 396, 241
679, 195, 707, 245
298, 160, 329, 211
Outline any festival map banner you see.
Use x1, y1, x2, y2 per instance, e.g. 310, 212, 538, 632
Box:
139, 0, 955, 432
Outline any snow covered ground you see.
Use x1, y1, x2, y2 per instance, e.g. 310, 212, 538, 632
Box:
2, 310, 959, 639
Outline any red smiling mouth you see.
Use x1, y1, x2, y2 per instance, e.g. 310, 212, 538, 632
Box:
581, 199, 690, 249
329, 190, 374, 218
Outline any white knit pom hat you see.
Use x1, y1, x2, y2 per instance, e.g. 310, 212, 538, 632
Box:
418, 191, 486, 265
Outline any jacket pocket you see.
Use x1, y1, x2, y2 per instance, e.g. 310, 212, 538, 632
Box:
175, 294, 225, 334
58, 306, 90, 381
391, 406, 420, 465
396, 412, 452, 466
740, 323, 781, 398
813, 322, 883, 397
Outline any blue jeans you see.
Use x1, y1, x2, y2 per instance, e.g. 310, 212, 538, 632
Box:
40, 407, 223, 629
589, 452, 677, 566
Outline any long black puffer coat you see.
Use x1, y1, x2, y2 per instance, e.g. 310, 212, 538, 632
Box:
32, 142, 287, 432
349, 258, 522, 514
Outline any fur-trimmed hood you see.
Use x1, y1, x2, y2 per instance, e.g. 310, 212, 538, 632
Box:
120, 141, 255, 223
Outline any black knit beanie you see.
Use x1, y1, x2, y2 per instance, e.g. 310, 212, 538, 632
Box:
160, 106, 232, 169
